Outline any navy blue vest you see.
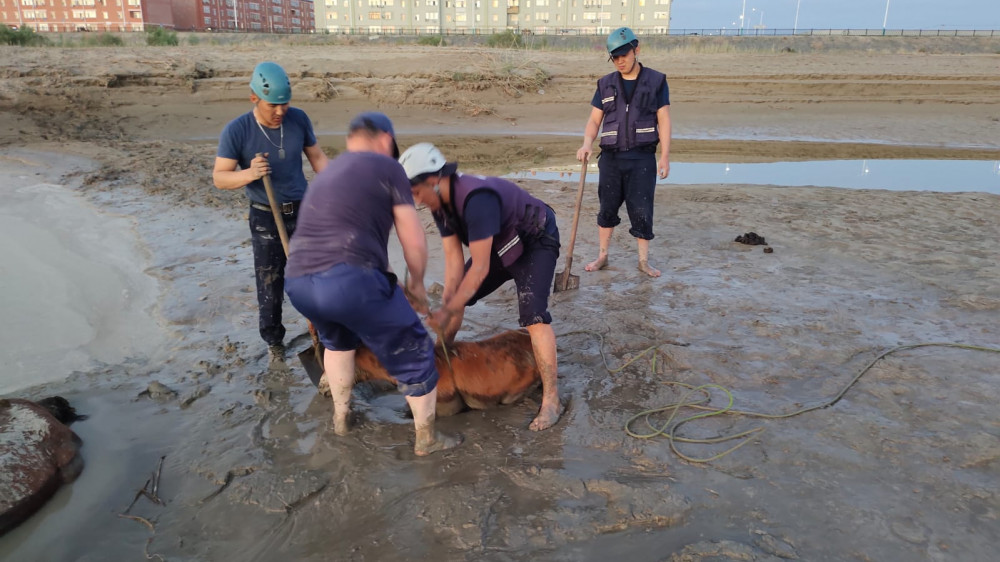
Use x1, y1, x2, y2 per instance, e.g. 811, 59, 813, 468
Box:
443, 174, 549, 268
597, 64, 666, 152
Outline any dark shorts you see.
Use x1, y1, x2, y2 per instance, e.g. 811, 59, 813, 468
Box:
285, 264, 438, 396
596, 150, 657, 240
467, 207, 560, 327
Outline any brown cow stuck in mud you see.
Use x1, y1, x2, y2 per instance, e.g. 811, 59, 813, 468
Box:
318, 330, 541, 417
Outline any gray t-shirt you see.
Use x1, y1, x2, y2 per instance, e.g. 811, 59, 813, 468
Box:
286, 151, 414, 278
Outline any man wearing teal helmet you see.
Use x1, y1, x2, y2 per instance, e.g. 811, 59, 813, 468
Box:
213, 62, 329, 364
577, 27, 671, 278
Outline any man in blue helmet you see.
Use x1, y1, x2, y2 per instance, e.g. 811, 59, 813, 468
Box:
576, 27, 671, 278
213, 61, 329, 364
285, 113, 462, 456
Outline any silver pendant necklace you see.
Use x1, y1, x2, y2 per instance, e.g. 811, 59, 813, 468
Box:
255, 119, 285, 160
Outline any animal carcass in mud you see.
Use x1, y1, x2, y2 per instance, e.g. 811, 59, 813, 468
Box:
1, 397, 85, 537
351, 330, 540, 417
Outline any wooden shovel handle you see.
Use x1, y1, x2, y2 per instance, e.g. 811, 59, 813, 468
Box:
562, 158, 589, 273
256, 152, 291, 257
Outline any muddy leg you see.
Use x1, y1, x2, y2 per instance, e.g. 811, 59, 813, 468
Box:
526, 323, 561, 431
406, 388, 463, 456
585, 226, 613, 271
636, 238, 661, 278
324, 348, 355, 436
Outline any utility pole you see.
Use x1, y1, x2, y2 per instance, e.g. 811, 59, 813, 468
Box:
740, 0, 746, 35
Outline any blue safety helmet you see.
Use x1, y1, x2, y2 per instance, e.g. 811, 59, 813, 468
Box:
250, 62, 291, 104
607, 27, 639, 59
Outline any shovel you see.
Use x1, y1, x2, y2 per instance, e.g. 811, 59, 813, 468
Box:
257, 153, 326, 383
553, 158, 588, 293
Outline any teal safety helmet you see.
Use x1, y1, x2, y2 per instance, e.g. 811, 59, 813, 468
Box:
607, 27, 638, 57
250, 62, 291, 104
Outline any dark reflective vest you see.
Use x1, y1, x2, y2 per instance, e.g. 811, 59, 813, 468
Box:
441, 173, 549, 268
597, 64, 666, 152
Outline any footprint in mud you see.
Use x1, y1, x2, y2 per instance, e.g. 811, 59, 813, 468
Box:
669, 537, 796, 561
890, 517, 929, 545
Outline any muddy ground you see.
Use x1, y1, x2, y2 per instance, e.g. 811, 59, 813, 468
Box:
1, 37, 999, 561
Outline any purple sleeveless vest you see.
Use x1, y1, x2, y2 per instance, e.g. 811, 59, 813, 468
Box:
597, 64, 666, 152
446, 173, 548, 268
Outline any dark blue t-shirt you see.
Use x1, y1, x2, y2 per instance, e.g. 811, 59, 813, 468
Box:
216, 107, 318, 204
435, 191, 501, 242
286, 151, 414, 278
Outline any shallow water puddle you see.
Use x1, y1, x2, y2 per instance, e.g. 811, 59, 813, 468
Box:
510, 159, 1000, 194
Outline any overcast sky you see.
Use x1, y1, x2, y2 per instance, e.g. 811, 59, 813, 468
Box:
669, 0, 1000, 30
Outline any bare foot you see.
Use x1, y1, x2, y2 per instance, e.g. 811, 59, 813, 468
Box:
415, 431, 464, 456
638, 259, 661, 278
529, 401, 562, 431
333, 413, 350, 436
584, 255, 608, 272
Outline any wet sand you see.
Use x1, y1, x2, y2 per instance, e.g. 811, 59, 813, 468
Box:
0, 150, 163, 395
1, 38, 999, 561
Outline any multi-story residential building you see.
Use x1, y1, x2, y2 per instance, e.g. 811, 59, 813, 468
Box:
0, 0, 314, 32
3, 0, 664, 34
313, 0, 671, 35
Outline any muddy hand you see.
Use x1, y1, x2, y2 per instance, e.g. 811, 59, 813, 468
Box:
658, 159, 670, 179
427, 307, 452, 338
404, 280, 430, 315
251, 154, 271, 180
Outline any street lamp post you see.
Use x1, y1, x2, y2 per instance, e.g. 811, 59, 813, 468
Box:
739, 0, 746, 35
883, 0, 891, 31
794, 0, 801, 34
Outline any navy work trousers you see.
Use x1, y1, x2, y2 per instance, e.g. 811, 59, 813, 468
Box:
596, 151, 657, 240
249, 204, 296, 347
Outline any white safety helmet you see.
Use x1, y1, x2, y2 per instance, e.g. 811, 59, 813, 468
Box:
398, 142, 448, 181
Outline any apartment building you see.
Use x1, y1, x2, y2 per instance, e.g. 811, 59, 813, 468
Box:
313, 0, 671, 35
0, 0, 314, 32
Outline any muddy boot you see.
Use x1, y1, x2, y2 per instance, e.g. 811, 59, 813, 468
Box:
330, 380, 352, 436
268, 344, 286, 369
324, 349, 355, 436
406, 389, 463, 456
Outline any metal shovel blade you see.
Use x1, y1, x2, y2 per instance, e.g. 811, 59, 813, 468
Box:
298, 345, 325, 387
553, 268, 580, 292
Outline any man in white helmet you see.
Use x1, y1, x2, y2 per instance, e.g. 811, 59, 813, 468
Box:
576, 27, 671, 278
398, 142, 563, 431
213, 62, 329, 364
